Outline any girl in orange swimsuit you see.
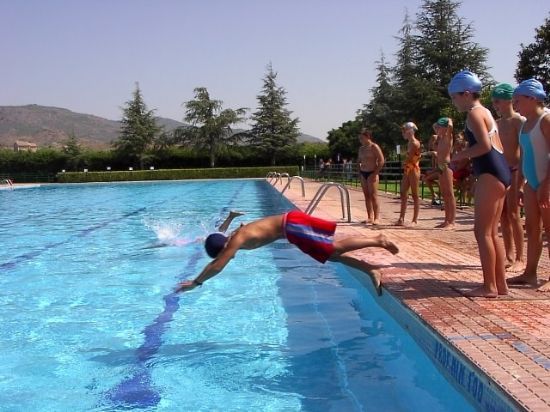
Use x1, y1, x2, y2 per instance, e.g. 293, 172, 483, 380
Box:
396, 122, 421, 226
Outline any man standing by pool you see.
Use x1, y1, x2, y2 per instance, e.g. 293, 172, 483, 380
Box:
175, 210, 399, 295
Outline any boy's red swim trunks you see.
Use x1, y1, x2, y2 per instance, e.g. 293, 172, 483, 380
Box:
283, 210, 336, 263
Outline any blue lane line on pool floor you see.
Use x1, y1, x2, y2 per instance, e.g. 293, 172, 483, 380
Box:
1, 183, 215, 271
104, 182, 246, 409
0, 207, 147, 271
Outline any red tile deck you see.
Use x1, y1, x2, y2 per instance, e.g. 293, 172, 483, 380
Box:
275, 178, 550, 412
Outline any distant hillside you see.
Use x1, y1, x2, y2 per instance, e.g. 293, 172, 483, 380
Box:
0, 104, 324, 149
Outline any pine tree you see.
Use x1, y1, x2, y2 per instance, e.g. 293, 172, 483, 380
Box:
250, 64, 300, 165
63, 131, 82, 171
361, 52, 401, 154
415, 0, 490, 91
114, 83, 161, 169
175, 87, 247, 167
390, 1, 490, 135
515, 14, 550, 95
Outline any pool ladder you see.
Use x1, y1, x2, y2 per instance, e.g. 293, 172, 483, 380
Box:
267, 173, 351, 222
305, 182, 352, 223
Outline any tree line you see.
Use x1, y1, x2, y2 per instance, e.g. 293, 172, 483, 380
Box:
327, 0, 550, 161
1, 0, 547, 174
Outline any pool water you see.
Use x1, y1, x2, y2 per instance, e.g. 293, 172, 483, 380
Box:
0, 180, 475, 411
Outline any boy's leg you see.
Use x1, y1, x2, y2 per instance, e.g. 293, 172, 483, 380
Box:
332, 233, 399, 256
330, 254, 383, 295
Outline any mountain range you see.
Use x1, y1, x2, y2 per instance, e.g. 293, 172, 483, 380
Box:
0, 105, 324, 150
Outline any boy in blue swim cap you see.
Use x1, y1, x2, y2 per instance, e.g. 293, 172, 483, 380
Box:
491, 83, 525, 273
448, 70, 511, 298
508, 79, 550, 292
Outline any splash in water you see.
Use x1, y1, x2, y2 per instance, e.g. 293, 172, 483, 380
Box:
142, 218, 205, 248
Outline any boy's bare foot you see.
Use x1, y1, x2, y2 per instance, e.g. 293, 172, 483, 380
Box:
442, 223, 455, 230
378, 234, 399, 254
507, 273, 538, 286
394, 218, 405, 226
537, 279, 550, 292
369, 269, 383, 296
464, 286, 498, 298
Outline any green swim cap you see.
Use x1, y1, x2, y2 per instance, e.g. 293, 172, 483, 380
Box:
436, 117, 449, 127
491, 83, 514, 100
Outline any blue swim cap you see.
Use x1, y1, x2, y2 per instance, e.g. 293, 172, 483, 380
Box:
204, 232, 228, 258
513, 79, 547, 101
448, 70, 482, 94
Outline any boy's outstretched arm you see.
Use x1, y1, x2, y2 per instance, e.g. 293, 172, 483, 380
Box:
218, 211, 245, 233
175, 244, 238, 293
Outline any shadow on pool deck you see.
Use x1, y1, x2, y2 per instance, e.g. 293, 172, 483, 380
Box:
275, 177, 550, 412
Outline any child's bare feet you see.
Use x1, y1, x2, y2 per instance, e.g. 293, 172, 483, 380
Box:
464, 286, 498, 298
506, 260, 525, 273
507, 273, 538, 286
394, 218, 405, 226
537, 279, 550, 292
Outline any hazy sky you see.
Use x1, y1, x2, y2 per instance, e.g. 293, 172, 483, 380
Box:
1, 0, 548, 138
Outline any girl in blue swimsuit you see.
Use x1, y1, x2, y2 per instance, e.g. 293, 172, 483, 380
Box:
448, 70, 509, 298
508, 79, 550, 292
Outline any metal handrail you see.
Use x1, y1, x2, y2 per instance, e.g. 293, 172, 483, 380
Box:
281, 176, 305, 197
305, 182, 352, 222
266, 172, 291, 186
266, 172, 280, 185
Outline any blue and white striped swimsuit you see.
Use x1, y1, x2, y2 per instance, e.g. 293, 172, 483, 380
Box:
520, 111, 550, 190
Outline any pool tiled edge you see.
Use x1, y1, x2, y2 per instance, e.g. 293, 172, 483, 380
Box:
368, 277, 519, 411
275, 178, 550, 412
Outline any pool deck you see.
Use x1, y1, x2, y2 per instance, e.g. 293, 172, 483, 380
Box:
275, 178, 550, 412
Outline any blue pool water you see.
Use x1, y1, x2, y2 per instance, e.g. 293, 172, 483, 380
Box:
0, 180, 475, 411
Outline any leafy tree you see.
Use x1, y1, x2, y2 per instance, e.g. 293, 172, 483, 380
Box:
113, 83, 161, 169
175, 87, 247, 167
391, 11, 440, 138
515, 14, 550, 95
326, 119, 363, 160
249, 64, 300, 165
361, 53, 401, 154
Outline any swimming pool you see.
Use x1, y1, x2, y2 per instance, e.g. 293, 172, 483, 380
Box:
0, 180, 476, 411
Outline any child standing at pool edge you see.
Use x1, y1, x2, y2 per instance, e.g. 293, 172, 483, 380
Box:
396, 122, 421, 226
448, 70, 511, 298
175, 210, 399, 295
508, 79, 550, 292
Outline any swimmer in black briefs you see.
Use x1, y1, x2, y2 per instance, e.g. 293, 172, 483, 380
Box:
357, 128, 385, 225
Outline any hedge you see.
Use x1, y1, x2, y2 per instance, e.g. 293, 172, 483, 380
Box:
56, 166, 300, 183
